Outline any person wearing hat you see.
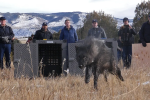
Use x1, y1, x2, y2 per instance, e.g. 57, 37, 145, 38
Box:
0, 17, 14, 69
88, 19, 107, 39
118, 17, 136, 68
139, 14, 150, 47
33, 22, 53, 40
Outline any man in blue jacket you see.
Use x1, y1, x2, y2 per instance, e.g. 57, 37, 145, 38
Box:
59, 19, 78, 69
139, 14, 150, 47
59, 19, 78, 43
0, 17, 14, 69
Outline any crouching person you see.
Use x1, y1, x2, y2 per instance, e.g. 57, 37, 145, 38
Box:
0, 17, 14, 69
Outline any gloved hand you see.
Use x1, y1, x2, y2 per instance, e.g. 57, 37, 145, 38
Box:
141, 40, 146, 47
2, 36, 9, 43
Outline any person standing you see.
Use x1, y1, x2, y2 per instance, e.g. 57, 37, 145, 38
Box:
33, 22, 53, 40
118, 17, 136, 68
139, 14, 150, 47
59, 19, 78, 68
88, 19, 107, 39
59, 19, 78, 43
0, 17, 14, 69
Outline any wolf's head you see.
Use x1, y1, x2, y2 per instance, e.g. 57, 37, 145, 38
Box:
75, 37, 105, 69
75, 46, 94, 69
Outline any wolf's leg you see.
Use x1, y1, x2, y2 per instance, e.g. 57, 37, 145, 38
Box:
112, 65, 124, 81
116, 67, 124, 81
85, 66, 92, 84
93, 67, 99, 90
103, 70, 108, 82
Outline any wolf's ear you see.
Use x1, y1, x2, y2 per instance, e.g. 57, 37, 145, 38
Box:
75, 46, 79, 51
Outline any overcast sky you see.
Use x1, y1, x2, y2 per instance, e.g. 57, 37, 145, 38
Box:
0, 0, 148, 19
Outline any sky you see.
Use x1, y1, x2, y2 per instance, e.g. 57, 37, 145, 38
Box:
0, 0, 148, 19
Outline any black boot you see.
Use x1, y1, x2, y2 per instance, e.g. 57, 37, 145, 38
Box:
6, 61, 11, 69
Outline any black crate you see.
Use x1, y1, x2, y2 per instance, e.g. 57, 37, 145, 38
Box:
105, 42, 113, 48
38, 44, 62, 77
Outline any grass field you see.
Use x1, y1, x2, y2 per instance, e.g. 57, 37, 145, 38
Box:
0, 63, 150, 100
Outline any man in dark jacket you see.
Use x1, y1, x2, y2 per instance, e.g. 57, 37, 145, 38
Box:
118, 17, 136, 68
88, 19, 107, 39
0, 17, 14, 69
59, 19, 78, 43
33, 22, 53, 40
139, 14, 150, 47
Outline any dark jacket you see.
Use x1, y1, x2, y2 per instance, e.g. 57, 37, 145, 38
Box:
117, 40, 123, 48
0, 25, 14, 44
33, 28, 53, 40
139, 21, 150, 43
59, 25, 78, 43
88, 27, 107, 39
118, 25, 136, 45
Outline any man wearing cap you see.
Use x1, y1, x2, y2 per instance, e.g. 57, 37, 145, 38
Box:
139, 14, 150, 47
118, 17, 136, 68
33, 22, 53, 40
0, 17, 14, 69
88, 19, 107, 39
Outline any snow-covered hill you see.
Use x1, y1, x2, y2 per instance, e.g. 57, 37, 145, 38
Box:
0, 12, 133, 38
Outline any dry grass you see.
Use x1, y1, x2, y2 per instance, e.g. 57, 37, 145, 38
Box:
0, 63, 150, 100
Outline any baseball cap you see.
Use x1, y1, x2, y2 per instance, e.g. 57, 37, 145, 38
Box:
42, 22, 48, 26
123, 17, 129, 22
92, 19, 98, 23
0, 17, 6, 20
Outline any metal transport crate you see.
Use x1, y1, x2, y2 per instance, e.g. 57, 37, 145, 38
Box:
14, 40, 67, 78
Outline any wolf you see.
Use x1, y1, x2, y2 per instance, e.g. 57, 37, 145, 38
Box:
75, 37, 124, 89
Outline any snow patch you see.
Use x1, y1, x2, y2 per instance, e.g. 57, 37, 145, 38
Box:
76, 12, 87, 26
48, 17, 71, 27
48, 13, 87, 30
46, 15, 51, 16
12, 14, 40, 27
142, 81, 150, 85
54, 16, 58, 18
13, 18, 39, 27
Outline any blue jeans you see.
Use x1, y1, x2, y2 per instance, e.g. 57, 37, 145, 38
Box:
0, 44, 11, 69
117, 49, 123, 62
122, 45, 132, 68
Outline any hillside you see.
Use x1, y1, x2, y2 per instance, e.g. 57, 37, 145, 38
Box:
0, 12, 133, 37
